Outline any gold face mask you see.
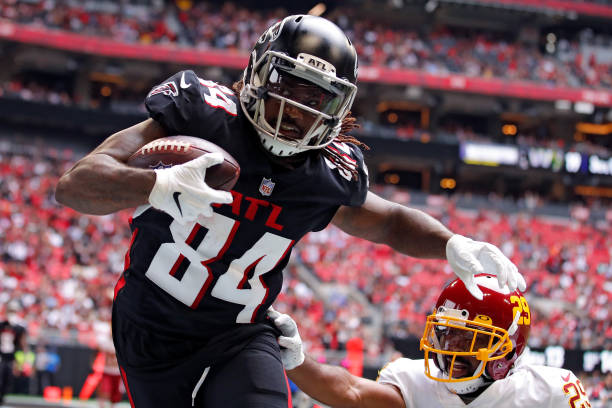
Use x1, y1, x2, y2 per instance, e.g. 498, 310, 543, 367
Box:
420, 308, 515, 384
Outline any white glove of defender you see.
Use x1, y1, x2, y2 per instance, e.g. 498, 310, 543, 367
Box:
148, 153, 233, 224
446, 234, 526, 300
268, 308, 305, 370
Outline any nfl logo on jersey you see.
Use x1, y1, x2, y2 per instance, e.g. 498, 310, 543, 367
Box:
259, 177, 275, 196
149, 161, 173, 170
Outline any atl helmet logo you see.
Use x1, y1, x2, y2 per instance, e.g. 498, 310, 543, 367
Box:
297, 53, 336, 76
259, 177, 275, 196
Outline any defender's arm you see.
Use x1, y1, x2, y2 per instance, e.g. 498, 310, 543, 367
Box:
269, 309, 403, 408
332, 191, 525, 298
288, 357, 405, 408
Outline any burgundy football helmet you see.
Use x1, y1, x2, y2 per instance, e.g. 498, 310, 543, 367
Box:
420, 274, 531, 394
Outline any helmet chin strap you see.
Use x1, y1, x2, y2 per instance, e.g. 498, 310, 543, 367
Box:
432, 330, 488, 395
255, 129, 303, 157
506, 354, 524, 376
442, 361, 488, 394
239, 84, 299, 156
242, 84, 335, 157
254, 97, 306, 157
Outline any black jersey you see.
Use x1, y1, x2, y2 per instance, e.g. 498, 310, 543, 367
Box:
115, 70, 368, 340
0, 321, 25, 361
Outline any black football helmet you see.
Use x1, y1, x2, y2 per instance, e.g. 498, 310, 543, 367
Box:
239, 15, 358, 156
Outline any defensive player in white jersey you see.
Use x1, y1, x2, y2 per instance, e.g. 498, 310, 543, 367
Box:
269, 274, 592, 408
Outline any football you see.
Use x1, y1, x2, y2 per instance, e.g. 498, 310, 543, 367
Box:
127, 135, 240, 191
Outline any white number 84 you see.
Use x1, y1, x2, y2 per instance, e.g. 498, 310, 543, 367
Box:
144, 212, 293, 323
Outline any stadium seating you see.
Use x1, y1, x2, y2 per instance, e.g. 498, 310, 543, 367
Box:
1, 0, 611, 89
1, 142, 609, 354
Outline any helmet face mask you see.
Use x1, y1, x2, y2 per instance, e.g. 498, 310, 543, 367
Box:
240, 15, 358, 157
419, 274, 530, 394
265, 67, 348, 121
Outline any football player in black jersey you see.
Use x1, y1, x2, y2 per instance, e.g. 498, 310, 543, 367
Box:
0, 317, 26, 405
56, 15, 526, 408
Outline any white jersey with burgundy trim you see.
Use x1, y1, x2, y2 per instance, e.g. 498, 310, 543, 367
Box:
114, 70, 368, 339
377, 358, 592, 408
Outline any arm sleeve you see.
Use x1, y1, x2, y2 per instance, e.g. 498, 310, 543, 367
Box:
145, 70, 198, 134
145, 70, 239, 140
348, 144, 369, 207
376, 358, 416, 408
513, 366, 592, 407
552, 370, 592, 407
324, 141, 369, 207
377, 359, 404, 386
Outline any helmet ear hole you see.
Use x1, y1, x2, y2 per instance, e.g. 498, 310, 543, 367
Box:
504, 349, 516, 361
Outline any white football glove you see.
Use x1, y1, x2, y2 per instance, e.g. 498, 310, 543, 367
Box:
148, 153, 233, 224
446, 234, 526, 300
267, 308, 305, 370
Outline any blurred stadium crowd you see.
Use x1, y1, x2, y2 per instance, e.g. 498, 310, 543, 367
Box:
1, 0, 611, 160
298, 191, 612, 351
0, 0, 611, 405
1, 0, 611, 88
1, 74, 609, 158
0, 141, 610, 402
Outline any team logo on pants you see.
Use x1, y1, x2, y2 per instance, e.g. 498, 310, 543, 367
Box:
259, 177, 275, 196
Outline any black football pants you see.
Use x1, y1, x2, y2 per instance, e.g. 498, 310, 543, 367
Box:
119, 330, 291, 408
0, 358, 13, 403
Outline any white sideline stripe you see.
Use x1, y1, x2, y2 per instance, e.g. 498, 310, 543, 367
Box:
192, 366, 211, 406
2, 394, 132, 407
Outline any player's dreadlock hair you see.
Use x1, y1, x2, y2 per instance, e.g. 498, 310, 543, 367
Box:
232, 80, 369, 181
